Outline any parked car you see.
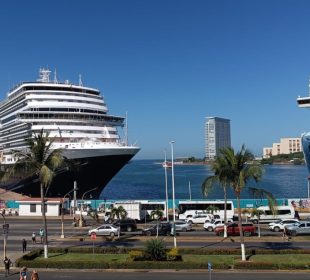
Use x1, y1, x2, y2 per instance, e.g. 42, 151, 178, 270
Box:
113, 219, 137, 232
268, 219, 300, 232
186, 213, 213, 224
172, 220, 192, 232
203, 218, 233, 232
142, 222, 172, 236
88, 224, 120, 237
214, 223, 256, 237
286, 222, 310, 236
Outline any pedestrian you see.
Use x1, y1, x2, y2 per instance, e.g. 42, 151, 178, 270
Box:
22, 239, 27, 252
39, 228, 44, 244
283, 227, 288, 241
31, 270, 39, 280
31, 232, 36, 244
3, 256, 11, 277
20, 266, 27, 280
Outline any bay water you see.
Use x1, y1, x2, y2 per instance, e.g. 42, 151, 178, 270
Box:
101, 160, 309, 201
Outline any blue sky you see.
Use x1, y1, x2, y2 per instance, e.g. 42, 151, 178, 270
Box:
1, 0, 310, 159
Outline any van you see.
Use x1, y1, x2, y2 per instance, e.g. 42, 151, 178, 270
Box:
249, 206, 294, 224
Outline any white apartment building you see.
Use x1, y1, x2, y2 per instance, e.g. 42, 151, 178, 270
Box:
263, 137, 301, 158
205, 117, 231, 159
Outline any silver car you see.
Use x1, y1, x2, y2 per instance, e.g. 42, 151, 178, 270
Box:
172, 220, 192, 232
286, 222, 310, 236
88, 224, 120, 237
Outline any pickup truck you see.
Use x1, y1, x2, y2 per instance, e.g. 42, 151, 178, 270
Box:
203, 218, 233, 232
214, 222, 256, 237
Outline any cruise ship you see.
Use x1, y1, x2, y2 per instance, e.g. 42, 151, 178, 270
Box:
0, 69, 140, 198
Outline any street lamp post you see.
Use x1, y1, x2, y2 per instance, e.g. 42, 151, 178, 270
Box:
61, 189, 75, 238
164, 150, 169, 222
1, 213, 7, 259
79, 187, 98, 227
170, 140, 177, 248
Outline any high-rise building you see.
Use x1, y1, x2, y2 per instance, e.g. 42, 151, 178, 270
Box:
205, 117, 231, 159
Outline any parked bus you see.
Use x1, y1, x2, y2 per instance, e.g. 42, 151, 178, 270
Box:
106, 200, 166, 221
249, 205, 295, 223
178, 200, 234, 220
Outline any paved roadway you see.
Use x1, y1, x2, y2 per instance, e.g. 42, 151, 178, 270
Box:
0, 270, 310, 280
1, 216, 310, 264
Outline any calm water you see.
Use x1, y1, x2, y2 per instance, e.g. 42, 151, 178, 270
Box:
101, 160, 309, 200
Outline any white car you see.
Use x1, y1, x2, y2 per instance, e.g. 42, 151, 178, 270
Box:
88, 224, 120, 237
172, 220, 192, 232
186, 214, 213, 224
268, 219, 299, 232
203, 219, 233, 232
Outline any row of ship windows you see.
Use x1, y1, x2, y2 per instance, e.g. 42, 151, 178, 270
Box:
0, 130, 118, 143
8, 86, 100, 101
19, 113, 123, 123
1, 93, 104, 118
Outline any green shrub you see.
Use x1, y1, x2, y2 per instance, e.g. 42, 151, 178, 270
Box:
145, 239, 166, 261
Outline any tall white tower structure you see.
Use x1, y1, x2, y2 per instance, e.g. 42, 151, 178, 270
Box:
205, 117, 231, 159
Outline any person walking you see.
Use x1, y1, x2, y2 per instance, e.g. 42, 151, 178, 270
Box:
3, 256, 11, 277
31, 270, 39, 280
20, 267, 27, 280
31, 232, 36, 244
39, 228, 44, 244
22, 239, 27, 252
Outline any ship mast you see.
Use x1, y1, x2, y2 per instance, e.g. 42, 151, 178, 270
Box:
37, 68, 51, 83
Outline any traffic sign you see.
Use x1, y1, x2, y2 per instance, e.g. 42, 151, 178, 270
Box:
90, 232, 97, 240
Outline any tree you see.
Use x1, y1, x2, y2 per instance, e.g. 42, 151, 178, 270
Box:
3, 129, 64, 258
110, 206, 128, 221
150, 208, 164, 238
201, 155, 231, 237
204, 145, 275, 261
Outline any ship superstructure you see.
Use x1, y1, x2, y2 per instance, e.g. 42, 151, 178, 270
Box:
0, 68, 140, 197
297, 79, 310, 172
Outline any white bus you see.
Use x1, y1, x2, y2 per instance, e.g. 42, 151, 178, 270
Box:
249, 205, 295, 223
106, 200, 166, 221
178, 200, 235, 220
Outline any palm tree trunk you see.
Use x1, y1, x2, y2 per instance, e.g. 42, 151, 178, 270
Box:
223, 186, 227, 238
40, 183, 48, 258
237, 193, 246, 261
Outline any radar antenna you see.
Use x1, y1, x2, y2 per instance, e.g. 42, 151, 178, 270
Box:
54, 69, 58, 83
37, 68, 51, 83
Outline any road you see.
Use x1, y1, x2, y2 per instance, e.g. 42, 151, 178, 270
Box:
1, 216, 310, 263
1, 270, 310, 280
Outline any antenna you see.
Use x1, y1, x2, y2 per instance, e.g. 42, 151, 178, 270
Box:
79, 74, 82, 86
54, 69, 58, 83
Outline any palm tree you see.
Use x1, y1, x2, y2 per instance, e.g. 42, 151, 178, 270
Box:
205, 145, 275, 261
3, 129, 64, 258
110, 206, 128, 221
202, 154, 231, 237
241, 208, 250, 222
150, 208, 164, 238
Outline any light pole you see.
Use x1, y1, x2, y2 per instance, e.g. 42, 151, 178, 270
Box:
164, 150, 169, 222
61, 189, 75, 238
1, 213, 7, 259
308, 176, 310, 200
170, 140, 177, 248
79, 187, 98, 227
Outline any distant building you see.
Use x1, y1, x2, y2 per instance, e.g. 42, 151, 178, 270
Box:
263, 137, 301, 158
204, 117, 231, 159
